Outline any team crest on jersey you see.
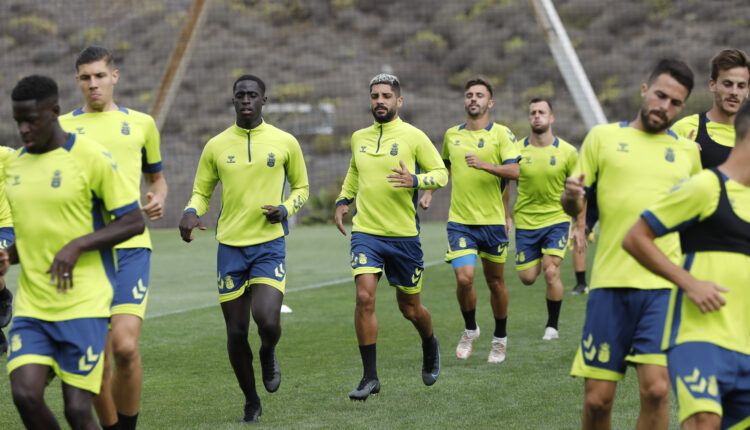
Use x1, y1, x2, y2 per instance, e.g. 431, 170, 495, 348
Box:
75, 127, 85, 134
390, 143, 399, 156
458, 237, 467, 248
617, 142, 629, 152
665, 147, 675, 162
478, 138, 485, 148
121, 121, 130, 135
267, 153, 276, 167
51, 170, 62, 188
549, 155, 556, 166
11, 334, 21, 352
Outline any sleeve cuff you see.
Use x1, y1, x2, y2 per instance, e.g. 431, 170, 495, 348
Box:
278, 205, 288, 219
184, 208, 198, 215
411, 174, 418, 188
336, 198, 354, 207
142, 161, 163, 174
641, 210, 669, 237
502, 156, 521, 165
111, 201, 140, 218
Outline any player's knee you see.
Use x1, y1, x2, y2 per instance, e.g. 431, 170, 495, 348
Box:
486, 277, 506, 293
11, 385, 43, 412
226, 324, 250, 343
397, 301, 419, 322
584, 390, 614, 417
639, 378, 669, 405
112, 336, 140, 367
455, 272, 474, 289
684, 412, 721, 429
64, 400, 93, 429
518, 271, 536, 286
355, 289, 375, 311
255, 312, 280, 333
543, 263, 560, 282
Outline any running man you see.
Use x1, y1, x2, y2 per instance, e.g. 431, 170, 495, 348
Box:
513, 98, 578, 340
5, 75, 144, 430
0, 145, 17, 356
562, 59, 701, 429
624, 100, 750, 430
335, 73, 447, 401
673, 48, 750, 168
179, 74, 309, 423
421, 78, 520, 362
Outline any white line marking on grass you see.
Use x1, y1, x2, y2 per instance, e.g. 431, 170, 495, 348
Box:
146, 259, 445, 320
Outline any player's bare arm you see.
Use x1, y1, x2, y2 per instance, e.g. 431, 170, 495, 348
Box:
561, 174, 585, 217
465, 152, 519, 179
142, 171, 168, 221
178, 211, 206, 243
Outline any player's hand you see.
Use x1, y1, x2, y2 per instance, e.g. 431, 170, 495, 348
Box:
387, 160, 415, 188
572, 226, 588, 253
178, 211, 206, 243
564, 174, 586, 200
419, 192, 432, 210
47, 240, 83, 293
0, 250, 9, 276
465, 152, 486, 170
683, 279, 728, 313
262, 205, 285, 224
334, 204, 349, 236
142, 191, 165, 221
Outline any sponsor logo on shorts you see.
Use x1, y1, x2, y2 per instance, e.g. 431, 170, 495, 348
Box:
218, 274, 235, 291
411, 267, 423, 285
132, 279, 147, 300
358, 253, 367, 265
458, 237, 467, 248
274, 263, 286, 279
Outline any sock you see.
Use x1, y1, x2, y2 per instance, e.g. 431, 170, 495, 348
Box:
102, 424, 119, 430
461, 309, 477, 331
359, 344, 377, 380
575, 271, 586, 286
117, 413, 138, 430
546, 299, 562, 329
494, 318, 507, 338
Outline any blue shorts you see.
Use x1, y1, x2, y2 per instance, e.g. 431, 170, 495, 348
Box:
668, 342, 750, 427
0, 227, 15, 249
570, 288, 670, 381
217, 238, 286, 303
6, 317, 108, 394
515, 221, 570, 270
350, 232, 424, 294
445, 222, 509, 264
112, 248, 151, 318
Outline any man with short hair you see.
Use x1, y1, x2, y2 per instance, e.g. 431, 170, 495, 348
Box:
672, 48, 750, 168
624, 99, 750, 430
179, 74, 309, 423
562, 59, 701, 429
5, 74, 145, 430
420, 78, 519, 362
512, 98, 578, 340
59, 45, 167, 430
335, 73, 447, 401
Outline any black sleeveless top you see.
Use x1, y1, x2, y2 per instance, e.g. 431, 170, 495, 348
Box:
695, 112, 732, 169
680, 168, 750, 257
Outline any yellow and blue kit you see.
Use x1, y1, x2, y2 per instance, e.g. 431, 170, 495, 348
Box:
642, 168, 750, 427
5, 133, 138, 393
0, 146, 16, 248
337, 117, 447, 293
186, 121, 309, 298
514, 137, 578, 270
672, 113, 734, 168
441, 122, 520, 267
570, 121, 701, 381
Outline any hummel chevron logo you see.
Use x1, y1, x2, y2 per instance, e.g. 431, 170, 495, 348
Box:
274, 264, 286, 279
582, 334, 596, 361
78, 346, 99, 372
411, 268, 423, 284
132, 279, 147, 300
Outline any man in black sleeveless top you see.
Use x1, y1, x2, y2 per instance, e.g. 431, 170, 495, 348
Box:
673, 49, 750, 168
624, 101, 750, 430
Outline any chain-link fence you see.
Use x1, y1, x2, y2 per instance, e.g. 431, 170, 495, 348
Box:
1, 0, 747, 228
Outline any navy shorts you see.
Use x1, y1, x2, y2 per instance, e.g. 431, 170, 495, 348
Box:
350, 232, 424, 294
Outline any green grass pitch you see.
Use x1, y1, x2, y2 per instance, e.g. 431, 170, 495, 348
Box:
0, 223, 677, 429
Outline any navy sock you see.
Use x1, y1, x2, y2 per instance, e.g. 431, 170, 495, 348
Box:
117, 413, 138, 430
359, 344, 377, 380
575, 271, 586, 285
461, 309, 477, 331
546, 299, 562, 329
494, 318, 507, 338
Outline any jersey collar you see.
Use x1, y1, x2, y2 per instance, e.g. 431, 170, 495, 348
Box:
458, 121, 493, 131
233, 119, 266, 135
373, 116, 403, 131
